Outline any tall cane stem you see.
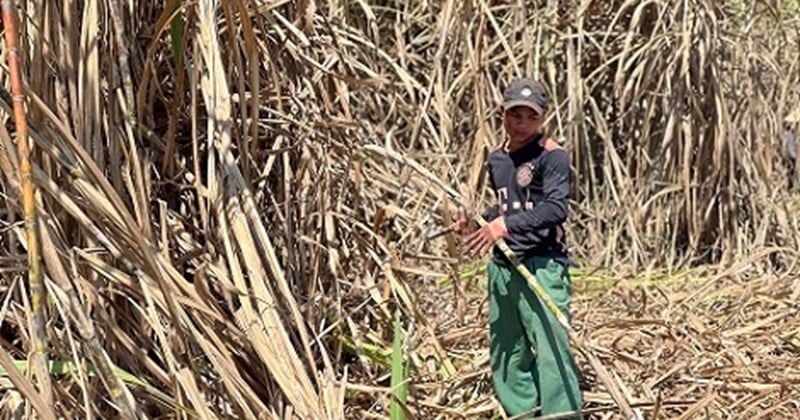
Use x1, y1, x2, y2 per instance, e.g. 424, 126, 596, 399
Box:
2, 0, 53, 409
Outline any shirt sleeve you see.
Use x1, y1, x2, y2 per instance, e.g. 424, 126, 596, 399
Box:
504, 149, 570, 234
481, 160, 499, 222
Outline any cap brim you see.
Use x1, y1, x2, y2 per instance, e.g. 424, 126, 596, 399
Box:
503, 100, 544, 114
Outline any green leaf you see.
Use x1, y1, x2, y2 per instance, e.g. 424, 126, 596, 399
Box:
169, 0, 185, 67
1, 359, 182, 412
390, 310, 409, 420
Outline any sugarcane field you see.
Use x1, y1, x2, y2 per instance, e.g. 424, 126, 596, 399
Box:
1, 0, 800, 419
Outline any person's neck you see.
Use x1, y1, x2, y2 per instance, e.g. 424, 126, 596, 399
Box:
506, 133, 543, 153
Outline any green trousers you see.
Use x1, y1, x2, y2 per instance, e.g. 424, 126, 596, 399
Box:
488, 256, 583, 419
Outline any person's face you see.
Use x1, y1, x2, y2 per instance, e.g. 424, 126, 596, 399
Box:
504, 106, 543, 143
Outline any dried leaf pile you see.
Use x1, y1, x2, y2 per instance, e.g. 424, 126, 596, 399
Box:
569, 265, 800, 419
337, 245, 800, 419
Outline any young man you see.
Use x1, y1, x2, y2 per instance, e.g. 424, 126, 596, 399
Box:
455, 78, 583, 418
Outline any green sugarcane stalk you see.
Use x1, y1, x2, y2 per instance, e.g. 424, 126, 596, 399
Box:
363, 144, 641, 420
2, 0, 54, 410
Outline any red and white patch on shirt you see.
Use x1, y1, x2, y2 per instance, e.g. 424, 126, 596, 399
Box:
516, 163, 534, 187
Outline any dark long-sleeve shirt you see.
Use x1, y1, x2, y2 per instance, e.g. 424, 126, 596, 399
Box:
481, 133, 573, 266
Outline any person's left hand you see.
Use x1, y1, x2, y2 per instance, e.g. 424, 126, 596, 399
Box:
465, 217, 508, 257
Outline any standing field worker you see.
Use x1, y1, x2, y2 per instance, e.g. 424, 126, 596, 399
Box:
453, 78, 583, 419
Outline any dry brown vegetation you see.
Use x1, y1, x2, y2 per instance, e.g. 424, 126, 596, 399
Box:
0, 0, 799, 418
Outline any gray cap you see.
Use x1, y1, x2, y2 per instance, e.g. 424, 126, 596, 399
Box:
502, 78, 549, 114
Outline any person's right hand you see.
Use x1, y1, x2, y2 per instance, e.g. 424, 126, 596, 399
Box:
451, 211, 474, 235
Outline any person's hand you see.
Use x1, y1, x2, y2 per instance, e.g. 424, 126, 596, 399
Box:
451, 211, 475, 235
465, 217, 508, 257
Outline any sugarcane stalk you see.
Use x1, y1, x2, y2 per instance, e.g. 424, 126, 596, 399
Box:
1, 0, 54, 410
108, 0, 155, 242
363, 144, 641, 420
107, 0, 136, 137
33, 172, 143, 418
1, 106, 148, 418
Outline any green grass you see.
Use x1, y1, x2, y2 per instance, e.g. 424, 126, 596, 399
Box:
390, 310, 409, 420
438, 257, 706, 298
169, 0, 185, 66
0, 359, 183, 412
